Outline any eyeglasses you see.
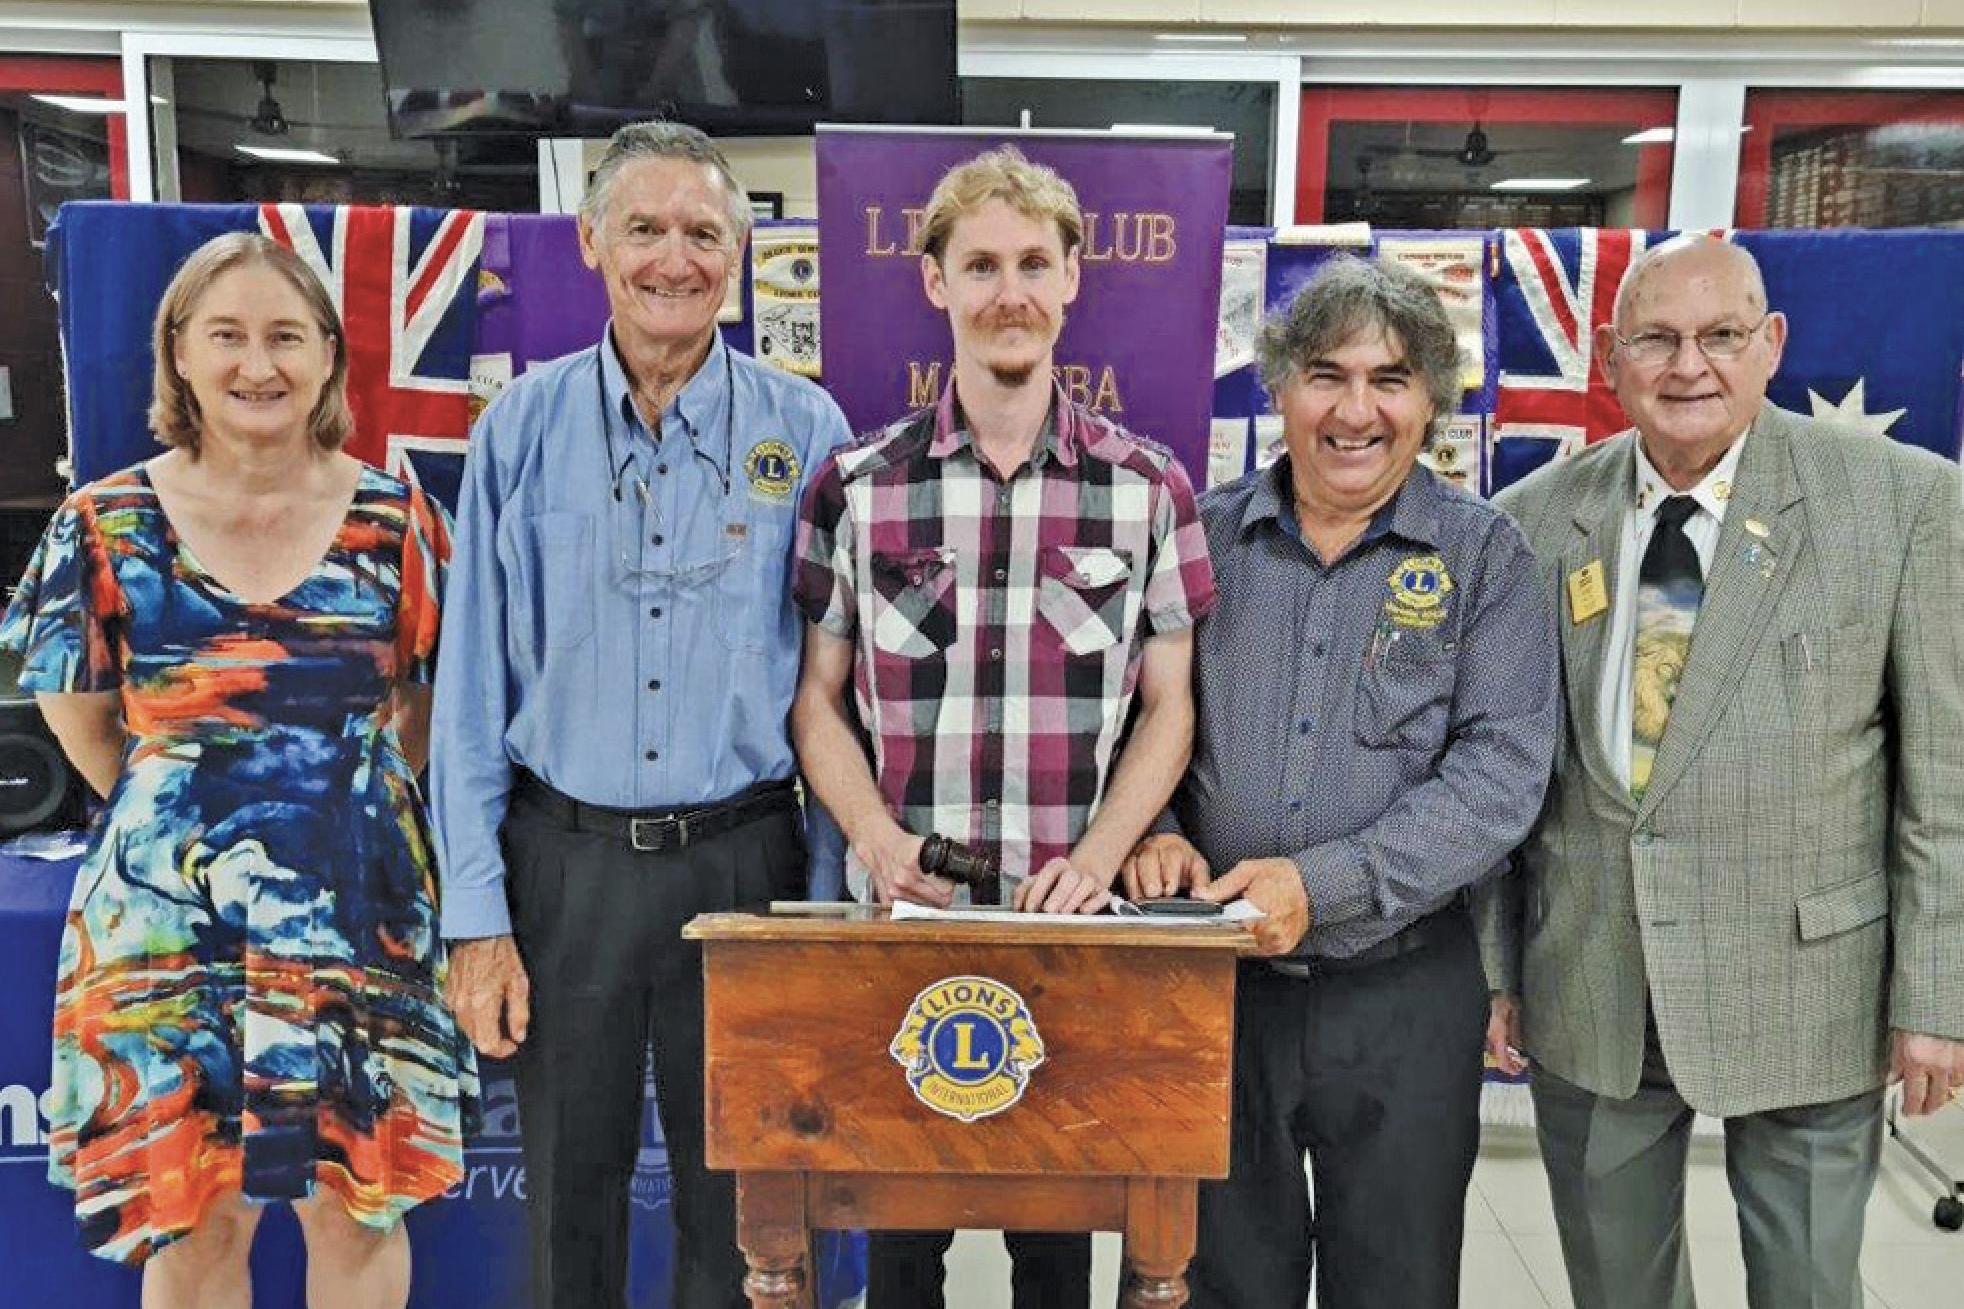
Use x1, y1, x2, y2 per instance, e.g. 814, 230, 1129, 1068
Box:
611, 473, 748, 587
593, 339, 744, 588
1613, 317, 1769, 367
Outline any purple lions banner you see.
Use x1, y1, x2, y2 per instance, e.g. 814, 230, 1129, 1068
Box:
816, 126, 1232, 482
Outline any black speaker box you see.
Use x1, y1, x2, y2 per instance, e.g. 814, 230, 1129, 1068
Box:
0, 693, 88, 835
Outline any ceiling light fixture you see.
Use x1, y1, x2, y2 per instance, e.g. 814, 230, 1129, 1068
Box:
236, 143, 339, 165
1491, 178, 1591, 192
1110, 123, 1219, 136
30, 94, 126, 115
1152, 33, 1248, 43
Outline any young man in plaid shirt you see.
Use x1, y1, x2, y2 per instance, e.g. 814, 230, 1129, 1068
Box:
790, 146, 1216, 1308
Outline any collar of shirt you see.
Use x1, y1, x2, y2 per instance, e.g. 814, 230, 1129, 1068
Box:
927, 379, 1077, 471
1240, 456, 1443, 552
1632, 425, 1750, 530
601, 325, 734, 482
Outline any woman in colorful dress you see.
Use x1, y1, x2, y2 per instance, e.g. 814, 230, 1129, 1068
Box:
0, 231, 474, 1308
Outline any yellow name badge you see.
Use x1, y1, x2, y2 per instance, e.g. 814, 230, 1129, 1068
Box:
1567, 560, 1609, 625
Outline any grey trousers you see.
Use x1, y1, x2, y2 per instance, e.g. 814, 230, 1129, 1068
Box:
1530, 1020, 1883, 1309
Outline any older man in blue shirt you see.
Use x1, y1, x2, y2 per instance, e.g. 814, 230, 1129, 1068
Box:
1123, 256, 1558, 1309
431, 121, 851, 1309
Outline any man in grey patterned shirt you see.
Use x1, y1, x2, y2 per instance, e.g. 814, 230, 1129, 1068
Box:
1122, 256, 1559, 1309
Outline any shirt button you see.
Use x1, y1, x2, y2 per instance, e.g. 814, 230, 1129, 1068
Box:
653, 534, 664, 546
985, 798, 999, 809
1313, 643, 1327, 657
994, 567, 1007, 582
650, 607, 663, 618
1634, 831, 1654, 847
644, 749, 659, 761
990, 648, 1003, 661
1299, 719, 1313, 735
648, 678, 662, 691
1289, 800, 1304, 814
658, 464, 669, 475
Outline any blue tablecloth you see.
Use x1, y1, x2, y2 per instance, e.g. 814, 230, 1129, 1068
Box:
0, 844, 864, 1306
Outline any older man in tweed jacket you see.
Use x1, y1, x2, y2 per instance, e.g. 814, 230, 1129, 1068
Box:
1480, 233, 1964, 1309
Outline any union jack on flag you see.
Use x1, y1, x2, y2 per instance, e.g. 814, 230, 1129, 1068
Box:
257, 203, 483, 494
1493, 227, 1653, 460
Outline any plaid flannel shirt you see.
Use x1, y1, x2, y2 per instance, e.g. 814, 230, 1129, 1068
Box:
794, 382, 1216, 901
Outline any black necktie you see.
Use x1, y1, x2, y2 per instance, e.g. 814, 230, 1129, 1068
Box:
1640, 496, 1704, 596
1631, 495, 1703, 798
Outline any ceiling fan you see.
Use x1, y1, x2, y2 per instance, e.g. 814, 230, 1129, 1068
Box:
248, 62, 289, 136
1350, 155, 1379, 215
1450, 122, 1496, 168
1364, 121, 1524, 173
170, 61, 336, 139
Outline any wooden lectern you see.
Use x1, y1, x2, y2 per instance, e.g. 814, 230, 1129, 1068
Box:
683, 910, 1248, 1308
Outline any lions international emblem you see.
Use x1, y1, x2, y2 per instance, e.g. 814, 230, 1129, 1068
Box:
889, 976, 1045, 1122
744, 439, 801, 503
1385, 554, 1455, 631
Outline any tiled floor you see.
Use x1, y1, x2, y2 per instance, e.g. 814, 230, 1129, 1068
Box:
941, 1098, 1964, 1307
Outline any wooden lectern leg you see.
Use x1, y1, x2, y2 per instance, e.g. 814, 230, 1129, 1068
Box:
736, 1171, 812, 1309
1120, 1177, 1198, 1308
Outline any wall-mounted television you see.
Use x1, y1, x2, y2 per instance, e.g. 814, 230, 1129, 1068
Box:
369, 0, 960, 138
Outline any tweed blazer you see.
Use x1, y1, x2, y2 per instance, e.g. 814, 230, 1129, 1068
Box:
1478, 403, 1964, 1116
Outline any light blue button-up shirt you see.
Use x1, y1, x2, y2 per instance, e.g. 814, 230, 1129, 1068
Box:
432, 329, 853, 938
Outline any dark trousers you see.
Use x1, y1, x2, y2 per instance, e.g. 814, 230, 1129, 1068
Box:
503, 782, 805, 1309
866, 1229, 1092, 1309
1190, 909, 1488, 1309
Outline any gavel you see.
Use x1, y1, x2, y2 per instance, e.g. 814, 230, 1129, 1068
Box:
917, 833, 998, 888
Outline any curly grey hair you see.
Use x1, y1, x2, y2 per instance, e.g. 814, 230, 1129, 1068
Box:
1256, 255, 1465, 429
579, 120, 752, 246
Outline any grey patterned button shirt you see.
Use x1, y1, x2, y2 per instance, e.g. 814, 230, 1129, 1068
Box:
1167, 458, 1559, 960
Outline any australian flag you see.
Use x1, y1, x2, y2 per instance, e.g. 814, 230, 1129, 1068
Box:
1491, 226, 1964, 494
49, 201, 483, 510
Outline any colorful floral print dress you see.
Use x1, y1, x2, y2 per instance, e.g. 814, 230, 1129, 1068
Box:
0, 463, 476, 1263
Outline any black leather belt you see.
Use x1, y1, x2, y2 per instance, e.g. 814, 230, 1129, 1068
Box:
1266, 904, 1468, 979
514, 772, 797, 853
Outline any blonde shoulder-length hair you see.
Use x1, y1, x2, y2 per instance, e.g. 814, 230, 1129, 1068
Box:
147, 232, 354, 454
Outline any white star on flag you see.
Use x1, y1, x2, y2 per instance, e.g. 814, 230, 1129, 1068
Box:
1807, 379, 1906, 436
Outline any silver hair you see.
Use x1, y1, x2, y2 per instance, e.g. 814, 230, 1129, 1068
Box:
578, 120, 752, 246
1256, 255, 1465, 429
1613, 233, 1768, 327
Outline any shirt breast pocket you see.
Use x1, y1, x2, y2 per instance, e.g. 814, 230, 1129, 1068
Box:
1355, 637, 1458, 751
870, 547, 958, 658
1038, 545, 1134, 657
715, 504, 780, 657
510, 511, 595, 651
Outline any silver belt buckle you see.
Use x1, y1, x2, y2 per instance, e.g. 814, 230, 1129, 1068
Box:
628, 815, 687, 851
